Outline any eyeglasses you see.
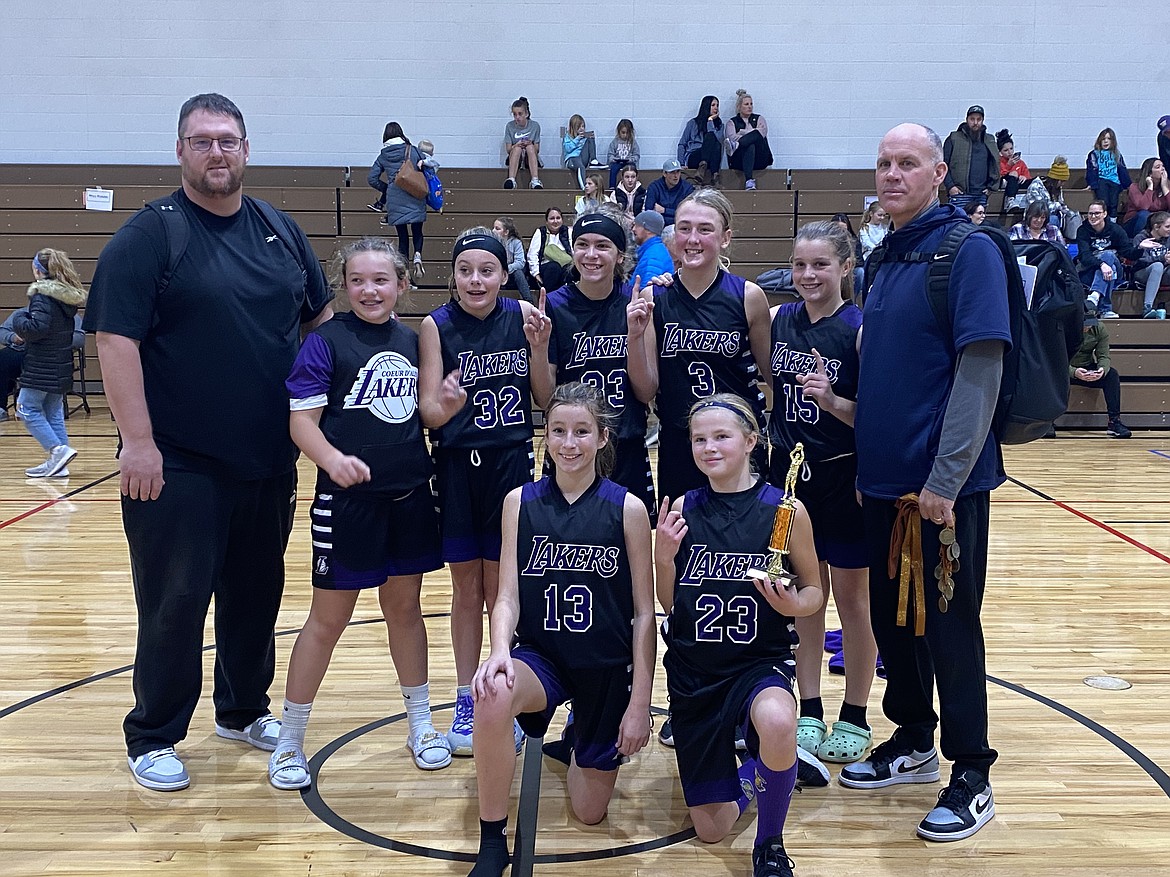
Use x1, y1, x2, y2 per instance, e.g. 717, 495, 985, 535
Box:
1087, 211, 1106, 217
183, 136, 243, 153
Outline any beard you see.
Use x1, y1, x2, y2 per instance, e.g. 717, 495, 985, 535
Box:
183, 161, 244, 198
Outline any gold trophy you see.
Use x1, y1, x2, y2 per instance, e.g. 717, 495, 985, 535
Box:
747, 442, 804, 585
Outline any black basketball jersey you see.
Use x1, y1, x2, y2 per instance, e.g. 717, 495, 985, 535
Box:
515, 476, 634, 670
653, 270, 766, 431
546, 281, 647, 441
767, 301, 862, 462
667, 479, 798, 678
431, 297, 534, 448
292, 312, 432, 494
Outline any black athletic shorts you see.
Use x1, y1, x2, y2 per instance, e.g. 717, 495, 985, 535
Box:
769, 452, 866, 569
310, 483, 441, 589
433, 442, 534, 562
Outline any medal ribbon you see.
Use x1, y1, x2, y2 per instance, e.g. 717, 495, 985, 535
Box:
887, 493, 926, 636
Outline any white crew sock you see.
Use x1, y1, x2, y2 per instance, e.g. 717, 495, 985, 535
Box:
278, 699, 313, 747
402, 682, 434, 735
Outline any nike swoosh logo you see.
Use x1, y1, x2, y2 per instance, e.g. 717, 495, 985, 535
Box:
975, 796, 991, 815
581, 219, 602, 227
894, 759, 926, 774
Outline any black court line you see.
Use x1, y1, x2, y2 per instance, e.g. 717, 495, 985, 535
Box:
511, 731, 545, 877
0, 470, 118, 530
988, 675, 1170, 796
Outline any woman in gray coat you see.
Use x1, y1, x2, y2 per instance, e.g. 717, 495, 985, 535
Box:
368, 122, 428, 280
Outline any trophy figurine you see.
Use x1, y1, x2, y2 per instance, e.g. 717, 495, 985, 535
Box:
747, 442, 805, 585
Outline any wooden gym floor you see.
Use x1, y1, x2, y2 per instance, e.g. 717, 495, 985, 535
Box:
1, 405, 1168, 877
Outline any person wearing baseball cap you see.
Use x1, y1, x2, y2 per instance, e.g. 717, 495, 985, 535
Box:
1157, 115, 1170, 169
644, 159, 695, 226
632, 210, 674, 282
942, 105, 999, 215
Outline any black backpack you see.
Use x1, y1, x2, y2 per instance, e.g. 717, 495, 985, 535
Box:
145, 193, 308, 295
864, 222, 1082, 445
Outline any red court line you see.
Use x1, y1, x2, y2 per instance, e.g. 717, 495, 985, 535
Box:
0, 499, 62, 530
1056, 500, 1170, 564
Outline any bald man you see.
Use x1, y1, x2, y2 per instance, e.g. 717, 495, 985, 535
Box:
840, 123, 1008, 843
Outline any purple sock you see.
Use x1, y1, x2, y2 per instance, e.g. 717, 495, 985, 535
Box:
754, 758, 797, 845
736, 757, 760, 814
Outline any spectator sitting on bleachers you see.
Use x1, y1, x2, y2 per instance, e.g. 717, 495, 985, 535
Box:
677, 95, 725, 186
1026, 157, 1078, 234
608, 164, 646, 220
492, 215, 535, 304
631, 210, 673, 283
996, 128, 1031, 210
724, 89, 773, 190
1069, 307, 1131, 438
943, 105, 999, 213
504, 96, 543, 190
574, 173, 605, 224
962, 201, 988, 225
1133, 210, 1170, 319
527, 207, 571, 292
1075, 200, 1141, 319
605, 119, 640, 190
1010, 201, 1066, 245
859, 201, 889, 260
562, 114, 598, 191
645, 159, 694, 227
1121, 157, 1170, 237
1086, 128, 1131, 221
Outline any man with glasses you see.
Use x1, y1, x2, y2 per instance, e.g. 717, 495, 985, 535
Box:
1074, 200, 1141, 319
84, 93, 333, 791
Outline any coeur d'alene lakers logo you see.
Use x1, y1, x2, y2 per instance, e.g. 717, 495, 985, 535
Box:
343, 351, 418, 424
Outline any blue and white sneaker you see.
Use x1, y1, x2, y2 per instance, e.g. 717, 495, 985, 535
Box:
128, 746, 189, 791
215, 713, 281, 751
839, 736, 939, 789
514, 719, 526, 756
917, 770, 995, 841
448, 692, 475, 756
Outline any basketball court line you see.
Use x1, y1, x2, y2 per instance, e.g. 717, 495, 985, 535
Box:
0, 471, 117, 530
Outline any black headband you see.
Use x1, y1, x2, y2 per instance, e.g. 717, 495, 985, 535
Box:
451, 234, 509, 271
572, 213, 627, 252
690, 399, 757, 429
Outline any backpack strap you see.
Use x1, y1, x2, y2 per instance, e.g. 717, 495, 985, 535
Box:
144, 195, 189, 296
145, 194, 308, 295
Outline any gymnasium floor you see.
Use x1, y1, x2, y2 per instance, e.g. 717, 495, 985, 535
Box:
1, 406, 1167, 877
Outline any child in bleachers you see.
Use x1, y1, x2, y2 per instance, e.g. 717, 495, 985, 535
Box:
858, 201, 889, 260
562, 115, 598, 191
492, 216, 535, 304
1086, 128, 1132, 221
605, 119, 640, 190
504, 97, 543, 190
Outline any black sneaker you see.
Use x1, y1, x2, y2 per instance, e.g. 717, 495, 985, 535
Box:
752, 837, 794, 877
658, 715, 674, 747
916, 769, 994, 842
366, 202, 383, 212
838, 736, 939, 789
1107, 418, 1132, 438
796, 746, 830, 788
503, 177, 516, 190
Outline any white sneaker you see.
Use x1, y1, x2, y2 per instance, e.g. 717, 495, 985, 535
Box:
25, 459, 53, 478
215, 713, 281, 751
128, 747, 190, 791
45, 445, 77, 477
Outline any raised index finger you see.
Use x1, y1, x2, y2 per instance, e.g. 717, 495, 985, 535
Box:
812, 347, 827, 376
538, 287, 547, 316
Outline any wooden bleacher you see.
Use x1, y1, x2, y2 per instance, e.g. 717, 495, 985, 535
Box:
1, 162, 1166, 426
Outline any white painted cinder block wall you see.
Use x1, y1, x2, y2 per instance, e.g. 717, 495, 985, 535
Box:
0, 0, 1165, 172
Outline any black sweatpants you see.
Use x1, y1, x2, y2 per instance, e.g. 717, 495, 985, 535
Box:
1071, 368, 1121, 419
121, 467, 297, 758
862, 490, 998, 780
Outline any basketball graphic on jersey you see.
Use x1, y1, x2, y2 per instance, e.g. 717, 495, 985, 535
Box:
343, 351, 419, 423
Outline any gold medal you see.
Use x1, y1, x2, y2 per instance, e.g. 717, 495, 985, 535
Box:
938, 595, 949, 613
947, 542, 961, 560
939, 527, 956, 546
